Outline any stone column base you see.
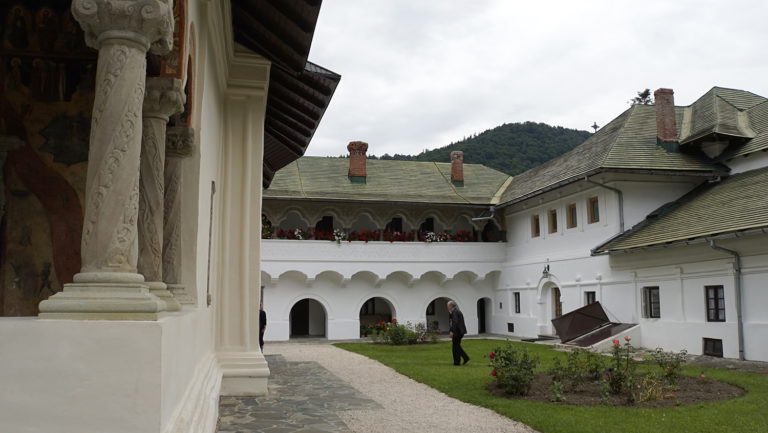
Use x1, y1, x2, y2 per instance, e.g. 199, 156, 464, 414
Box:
167, 283, 196, 305
39, 272, 167, 320
147, 281, 182, 311
218, 351, 270, 396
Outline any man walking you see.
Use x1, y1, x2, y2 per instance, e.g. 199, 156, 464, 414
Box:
259, 300, 267, 352
447, 300, 469, 365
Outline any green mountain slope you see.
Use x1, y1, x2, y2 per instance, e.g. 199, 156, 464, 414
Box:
377, 122, 592, 176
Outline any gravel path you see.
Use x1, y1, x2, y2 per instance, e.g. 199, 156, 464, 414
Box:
267, 341, 538, 433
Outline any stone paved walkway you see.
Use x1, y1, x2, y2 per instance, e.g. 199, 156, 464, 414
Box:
217, 354, 381, 433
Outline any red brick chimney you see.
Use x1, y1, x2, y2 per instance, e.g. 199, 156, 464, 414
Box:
654, 88, 678, 144
347, 141, 368, 183
451, 150, 464, 187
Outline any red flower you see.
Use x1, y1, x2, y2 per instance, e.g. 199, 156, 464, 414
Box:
489, 351, 495, 359
612, 339, 620, 347
379, 321, 386, 326
491, 370, 497, 376
391, 318, 397, 324
624, 335, 631, 342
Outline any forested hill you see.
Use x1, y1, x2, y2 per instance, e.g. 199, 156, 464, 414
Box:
374, 122, 592, 176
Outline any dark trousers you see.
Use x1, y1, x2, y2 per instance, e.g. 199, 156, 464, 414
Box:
452, 335, 469, 365
259, 332, 265, 352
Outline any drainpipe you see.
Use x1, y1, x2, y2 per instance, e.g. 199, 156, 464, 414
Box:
708, 240, 745, 361
584, 176, 624, 232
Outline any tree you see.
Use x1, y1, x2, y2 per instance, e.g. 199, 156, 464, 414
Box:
630, 88, 653, 105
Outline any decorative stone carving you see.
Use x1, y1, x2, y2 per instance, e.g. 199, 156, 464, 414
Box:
40, 0, 175, 320
71, 0, 173, 54
163, 126, 195, 304
138, 77, 184, 311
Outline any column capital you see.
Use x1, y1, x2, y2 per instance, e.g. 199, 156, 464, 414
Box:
71, 0, 174, 53
144, 77, 185, 120
166, 126, 195, 158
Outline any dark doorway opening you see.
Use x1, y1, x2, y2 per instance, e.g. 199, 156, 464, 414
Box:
290, 298, 326, 338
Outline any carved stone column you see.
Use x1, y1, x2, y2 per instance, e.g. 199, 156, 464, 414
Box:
163, 126, 195, 304
138, 77, 184, 311
39, 0, 173, 320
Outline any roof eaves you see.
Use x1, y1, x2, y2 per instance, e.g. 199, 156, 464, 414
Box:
592, 226, 768, 256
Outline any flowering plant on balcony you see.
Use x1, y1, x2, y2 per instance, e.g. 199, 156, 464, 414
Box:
312, 230, 334, 241
261, 215, 273, 239
422, 231, 449, 243
382, 231, 416, 242
347, 229, 380, 242
451, 230, 473, 242
276, 228, 310, 240
332, 228, 347, 244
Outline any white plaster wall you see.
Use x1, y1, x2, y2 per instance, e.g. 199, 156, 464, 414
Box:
0, 312, 218, 433
194, 26, 224, 308
308, 300, 325, 336
261, 241, 501, 341
726, 151, 768, 174
619, 180, 700, 228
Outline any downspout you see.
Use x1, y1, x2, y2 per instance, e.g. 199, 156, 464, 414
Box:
584, 176, 624, 232
708, 240, 745, 361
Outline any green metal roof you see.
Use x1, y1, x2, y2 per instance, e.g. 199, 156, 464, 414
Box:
264, 157, 512, 205
500, 104, 726, 203
593, 166, 768, 254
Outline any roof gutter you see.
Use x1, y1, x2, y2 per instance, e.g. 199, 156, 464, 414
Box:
708, 240, 745, 361
584, 175, 624, 232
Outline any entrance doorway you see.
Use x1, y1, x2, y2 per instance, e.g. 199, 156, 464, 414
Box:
290, 299, 326, 337
553, 286, 562, 319
477, 297, 491, 334
426, 297, 452, 333
359, 297, 395, 336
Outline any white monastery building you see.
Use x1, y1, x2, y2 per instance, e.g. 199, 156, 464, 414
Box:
0, 1, 766, 432
262, 87, 768, 365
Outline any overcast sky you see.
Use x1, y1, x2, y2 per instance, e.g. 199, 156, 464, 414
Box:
305, 0, 767, 157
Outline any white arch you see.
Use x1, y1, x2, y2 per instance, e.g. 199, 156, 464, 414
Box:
314, 270, 345, 287
278, 270, 308, 286
453, 270, 478, 284
419, 271, 447, 286
283, 292, 335, 320
384, 271, 414, 287
350, 271, 380, 287
356, 293, 400, 319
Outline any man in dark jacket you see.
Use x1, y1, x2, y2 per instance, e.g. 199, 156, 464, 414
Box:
259, 301, 267, 352
447, 300, 469, 365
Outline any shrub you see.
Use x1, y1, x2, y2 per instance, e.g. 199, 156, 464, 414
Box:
646, 347, 688, 385
370, 320, 440, 345
606, 337, 639, 403
488, 343, 538, 396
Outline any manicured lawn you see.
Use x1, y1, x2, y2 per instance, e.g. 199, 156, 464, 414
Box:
334, 339, 768, 433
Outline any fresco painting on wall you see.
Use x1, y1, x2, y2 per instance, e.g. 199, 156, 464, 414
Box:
0, 1, 96, 316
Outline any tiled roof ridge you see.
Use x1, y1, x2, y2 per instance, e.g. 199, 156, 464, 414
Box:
605, 104, 644, 163
295, 158, 308, 198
